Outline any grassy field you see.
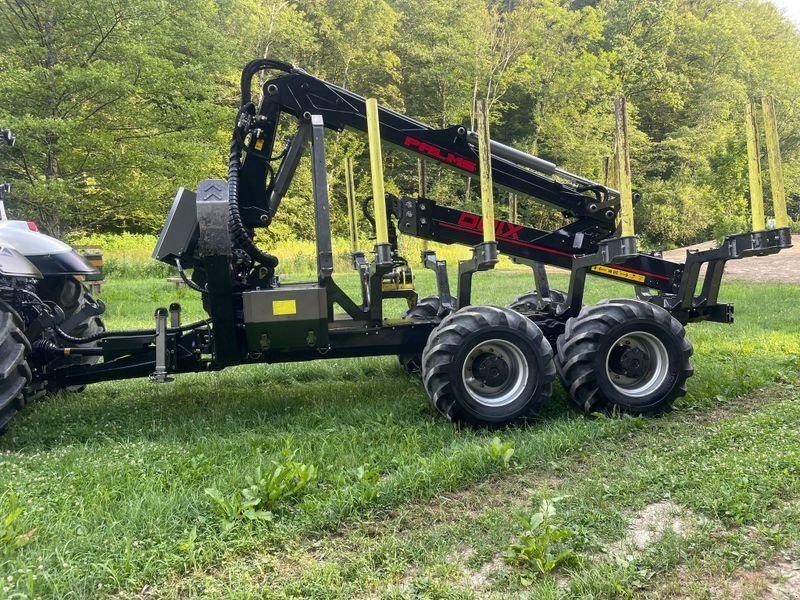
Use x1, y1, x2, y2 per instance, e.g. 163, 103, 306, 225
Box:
0, 269, 798, 599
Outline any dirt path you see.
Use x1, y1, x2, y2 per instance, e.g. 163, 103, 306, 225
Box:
661, 233, 799, 284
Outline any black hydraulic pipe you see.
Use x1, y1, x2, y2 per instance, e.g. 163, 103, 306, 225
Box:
32, 339, 105, 358
55, 319, 210, 345
59, 348, 103, 356
175, 259, 206, 293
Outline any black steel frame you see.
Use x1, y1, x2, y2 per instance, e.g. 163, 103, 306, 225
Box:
48, 59, 794, 389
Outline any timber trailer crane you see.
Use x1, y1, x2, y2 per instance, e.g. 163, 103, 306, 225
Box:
0, 59, 793, 430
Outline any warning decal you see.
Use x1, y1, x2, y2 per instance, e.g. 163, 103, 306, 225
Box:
272, 299, 297, 316
590, 265, 646, 283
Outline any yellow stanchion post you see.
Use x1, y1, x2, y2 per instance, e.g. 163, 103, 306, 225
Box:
366, 98, 391, 263
613, 96, 635, 237
509, 193, 518, 223
344, 157, 358, 253
761, 96, 789, 228
477, 100, 496, 244
745, 100, 765, 231
610, 147, 620, 190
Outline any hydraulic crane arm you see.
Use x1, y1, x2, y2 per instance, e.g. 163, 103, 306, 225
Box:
228, 60, 791, 324
237, 62, 619, 240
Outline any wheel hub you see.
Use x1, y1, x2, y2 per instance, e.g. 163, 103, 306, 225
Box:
605, 331, 669, 398
473, 353, 510, 387
613, 345, 648, 378
462, 339, 531, 407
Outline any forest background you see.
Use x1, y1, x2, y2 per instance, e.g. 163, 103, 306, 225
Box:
1, 0, 799, 250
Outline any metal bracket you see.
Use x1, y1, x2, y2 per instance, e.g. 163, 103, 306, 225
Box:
561, 236, 638, 317
422, 250, 455, 312
197, 179, 240, 365
457, 241, 498, 309
197, 180, 232, 257
651, 227, 794, 323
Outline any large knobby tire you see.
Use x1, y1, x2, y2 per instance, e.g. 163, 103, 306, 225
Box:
0, 301, 32, 431
398, 295, 446, 374
556, 298, 693, 416
36, 276, 105, 390
507, 289, 567, 312
421, 305, 556, 426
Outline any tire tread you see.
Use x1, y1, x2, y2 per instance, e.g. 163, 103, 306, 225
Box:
555, 298, 693, 415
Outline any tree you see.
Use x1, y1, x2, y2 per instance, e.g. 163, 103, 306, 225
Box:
0, 0, 235, 234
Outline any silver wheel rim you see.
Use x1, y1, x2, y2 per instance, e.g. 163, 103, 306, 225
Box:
605, 331, 669, 398
461, 338, 530, 407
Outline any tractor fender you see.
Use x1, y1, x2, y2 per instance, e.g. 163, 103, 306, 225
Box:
0, 245, 42, 278
0, 222, 96, 276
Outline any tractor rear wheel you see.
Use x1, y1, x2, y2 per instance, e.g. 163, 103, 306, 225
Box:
556, 299, 693, 416
398, 295, 447, 374
421, 305, 555, 426
0, 301, 31, 432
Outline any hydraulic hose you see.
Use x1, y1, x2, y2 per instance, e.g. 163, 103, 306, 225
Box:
238, 58, 295, 106
175, 259, 206, 294
56, 319, 211, 345
226, 58, 298, 272
227, 131, 279, 270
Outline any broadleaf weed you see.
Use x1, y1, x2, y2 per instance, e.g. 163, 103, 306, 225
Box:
505, 496, 578, 576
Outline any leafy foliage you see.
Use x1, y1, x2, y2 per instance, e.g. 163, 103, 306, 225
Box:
488, 437, 516, 468
0, 0, 798, 243
505, 496, 578, 577
205, 455, 317, 531
0, 493, 36, 554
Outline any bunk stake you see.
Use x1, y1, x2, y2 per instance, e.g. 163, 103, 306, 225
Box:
745, 99, 765, 230
345, 157, 358, 254
477, 100, 496, 244
509, 193, 518, 224
761, 96, 789, 228
366, 98, 392, 265
614, 96, 635, 237
310, 115, 334, 279
455, 100, 499, 308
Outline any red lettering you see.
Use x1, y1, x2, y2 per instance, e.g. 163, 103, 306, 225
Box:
403, 136, 478, 173
404, 136, 420, 150
457, 213, 482, 230
503, 223, 523, 240
455, 213, 527, 241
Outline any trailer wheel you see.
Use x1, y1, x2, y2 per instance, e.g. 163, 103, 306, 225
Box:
36, 276, 105, 392
421, 305, 555, 426
398, 295, 447, 374
0, 301, 32, 432
556, 299, 693, 415
508, 289, 567, 312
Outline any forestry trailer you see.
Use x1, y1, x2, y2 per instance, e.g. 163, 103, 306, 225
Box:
0, 59, 792, 430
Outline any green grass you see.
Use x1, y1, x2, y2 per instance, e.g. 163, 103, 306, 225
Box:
64, 232, 532, 279
0, 269, 798, 598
